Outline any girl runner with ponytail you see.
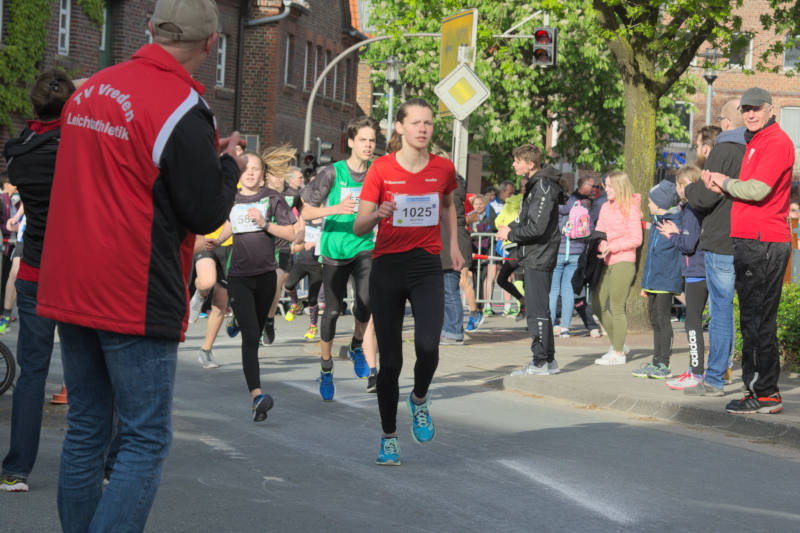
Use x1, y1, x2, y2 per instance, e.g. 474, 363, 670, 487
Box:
354, 98, 463, 465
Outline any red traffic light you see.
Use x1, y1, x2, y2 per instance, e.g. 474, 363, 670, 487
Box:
532, 27, 557, 66
535, 29, 552, 45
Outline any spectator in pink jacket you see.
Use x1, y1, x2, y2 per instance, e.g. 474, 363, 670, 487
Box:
592, 170, 643, 365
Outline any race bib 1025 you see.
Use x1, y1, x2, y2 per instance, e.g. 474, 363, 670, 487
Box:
392, 193, 439, 227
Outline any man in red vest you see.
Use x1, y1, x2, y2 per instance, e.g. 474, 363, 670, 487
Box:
37, 1, 242, 531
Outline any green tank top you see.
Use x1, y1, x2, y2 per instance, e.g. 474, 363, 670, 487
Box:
320, 160, 374, 260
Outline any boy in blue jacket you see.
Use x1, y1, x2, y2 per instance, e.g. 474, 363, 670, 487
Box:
657, 166, 713, 392
634, 180, 683, 379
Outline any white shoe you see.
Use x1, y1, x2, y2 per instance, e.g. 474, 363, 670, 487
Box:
511, 361, 550, 376
589, 328, 602, 338
547, 360, 561, 374
198, 349, 220, 369
594, 351, 626, 365
188, 291, 205, 324
623, 344, 631, 355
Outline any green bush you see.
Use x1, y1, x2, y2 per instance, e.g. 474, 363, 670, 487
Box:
732, 283, 800, 372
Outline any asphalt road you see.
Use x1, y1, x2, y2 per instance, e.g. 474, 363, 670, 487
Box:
1, 318, 800, 532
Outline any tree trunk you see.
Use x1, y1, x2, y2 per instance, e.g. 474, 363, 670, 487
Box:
622, 79, 658, 331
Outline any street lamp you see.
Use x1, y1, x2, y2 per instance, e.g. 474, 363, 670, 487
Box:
698, 48, 723, 125
382, 56, 403, 133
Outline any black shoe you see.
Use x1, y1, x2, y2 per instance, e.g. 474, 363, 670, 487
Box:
515, 307, 526, 322
252, 393, 274, 422
262, 318, 275, 345
726, 392, 783, 414
366, 373, 377, 393
683, 381, 724, 397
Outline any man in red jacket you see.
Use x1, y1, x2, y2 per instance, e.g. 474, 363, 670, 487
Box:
707, 87, 794, 415
36, 1, 242, 531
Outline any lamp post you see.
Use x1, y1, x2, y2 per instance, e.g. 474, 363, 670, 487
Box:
384, 56, 402, 133
698, 48, 723, 125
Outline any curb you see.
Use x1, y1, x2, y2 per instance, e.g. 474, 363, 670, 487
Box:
490, 376, 800, 451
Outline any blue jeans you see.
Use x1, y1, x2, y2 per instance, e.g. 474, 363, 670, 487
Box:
704, 252, 735, 389
441, 269, 463, 341
57, 324, 177, 533
1, 279, 57, 479
549, 253, 579, 329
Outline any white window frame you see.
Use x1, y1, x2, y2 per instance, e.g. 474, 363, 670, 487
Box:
99, 6, 107, 51
784, 35, 800, 70
344, 59, 352, 102
314, 46, 321, 91
332, 62, 338, 101
216, 34, 227, 87
323, 50, 331, 97
303, 41, 311, 90
729, 32, 753, 69
780, 107, 800, 148
283, 34, 294, 86
58, 0, 71, 56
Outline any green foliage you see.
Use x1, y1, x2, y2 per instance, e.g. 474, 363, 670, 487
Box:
0, 1, 105, 133
364, 1, 692, 181
732, 284, 800, 372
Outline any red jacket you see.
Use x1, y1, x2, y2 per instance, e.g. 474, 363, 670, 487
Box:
37, 45, 238, 341
730, 121, 795, 242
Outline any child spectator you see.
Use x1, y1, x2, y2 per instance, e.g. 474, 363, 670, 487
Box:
593, 171, 642, 365
657, 166, 711, 391
633, 180, 683, 379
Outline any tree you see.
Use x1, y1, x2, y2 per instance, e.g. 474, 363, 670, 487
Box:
0, 0, 105, 132
364, 0, 691, 180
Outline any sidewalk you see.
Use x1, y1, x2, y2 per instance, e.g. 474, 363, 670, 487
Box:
432, 314, 800, 451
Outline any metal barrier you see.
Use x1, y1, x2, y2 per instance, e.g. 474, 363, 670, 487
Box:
470, 231, 520, 309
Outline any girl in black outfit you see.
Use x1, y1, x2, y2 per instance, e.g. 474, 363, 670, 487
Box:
213, 149, 296, 422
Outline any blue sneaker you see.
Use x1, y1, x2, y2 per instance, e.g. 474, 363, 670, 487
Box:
349, 346, 370, 379
465, 312, 484, 333
376, 437, 401, 466
319, 370, 334, 401
252, 393, 274, 422
406, 394, 435, 444
632, 362, 658, 378
0, 315, 10, 334
226, 316, 239, 337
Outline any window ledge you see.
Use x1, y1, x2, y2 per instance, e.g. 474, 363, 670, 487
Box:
215, 86, 235, 100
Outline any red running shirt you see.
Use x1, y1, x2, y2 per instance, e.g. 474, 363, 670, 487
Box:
360, 152, 457, 258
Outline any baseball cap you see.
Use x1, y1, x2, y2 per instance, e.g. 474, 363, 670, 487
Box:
151, 0, 218, 42
738, 87, 772, 109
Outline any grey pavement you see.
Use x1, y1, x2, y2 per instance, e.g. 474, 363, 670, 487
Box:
1, 308, 800, 532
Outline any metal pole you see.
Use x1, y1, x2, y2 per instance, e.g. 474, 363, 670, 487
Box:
302, 32, 440, 152
705, 81, 712, 125
387, 83, 395, 135
451, 44, 473, 177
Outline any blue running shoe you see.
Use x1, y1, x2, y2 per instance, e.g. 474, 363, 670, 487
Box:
406, 394, 435, 444
349, 346, 370, 379
465, 312, 483, 333
376, 437, 401, 466
226, 316, 239, 338
252, 393, 274, 422
319, 370, 334, 401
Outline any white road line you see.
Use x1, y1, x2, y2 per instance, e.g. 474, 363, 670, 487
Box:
497, 459, 637, 525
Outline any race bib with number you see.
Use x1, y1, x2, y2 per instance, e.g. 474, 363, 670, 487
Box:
392, 193, 439, 227
304, 224, 322, 256
340, 186, 362, 212
230, 202, 268, 234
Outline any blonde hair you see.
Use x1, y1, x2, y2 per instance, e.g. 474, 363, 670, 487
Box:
260, 143, 296, 183
605, 170, 635, 216
676, 165, 701, 186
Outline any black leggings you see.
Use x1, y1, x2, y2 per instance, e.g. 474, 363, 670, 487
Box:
228, 271, 277, 391
496, 259, 524, 302
285, 261, 323, 307
370, 249, 443, 435
684, 280, 708, 375
648, 292, 674, 367
320, 251, 371, 342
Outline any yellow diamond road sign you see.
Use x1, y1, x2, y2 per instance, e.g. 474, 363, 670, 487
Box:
434, 63, 490, 121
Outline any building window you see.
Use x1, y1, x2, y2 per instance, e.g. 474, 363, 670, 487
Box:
344, 59, 352, 102
303, 41, 312, 91
243, 134, 260, 155
283, 34, 294, 86
784, 35, 800, 70
314, 45, 322, 92
781, 107, 800, 148
729, 32, 753, 69
332, 63, 339, 101
58, 0, 71, 55
216, 34, 227, 87
323, 50, 332, 97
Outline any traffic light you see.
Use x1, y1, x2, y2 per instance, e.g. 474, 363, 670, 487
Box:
315, 137, 334, 167
299, 151, 316, 180
532, 27, 557, 66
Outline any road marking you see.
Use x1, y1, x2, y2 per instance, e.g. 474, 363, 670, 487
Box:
195, 434, 247, 460
497, 459, 636, 525
694, 501, 800, 522
284, 380, 376, 410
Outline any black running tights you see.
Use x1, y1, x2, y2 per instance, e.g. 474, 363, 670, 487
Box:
228, 271, 277, 391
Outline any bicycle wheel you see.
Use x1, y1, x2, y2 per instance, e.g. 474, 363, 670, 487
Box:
0, 341, 15, 395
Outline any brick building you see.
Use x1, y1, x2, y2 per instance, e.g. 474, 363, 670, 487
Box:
0, 0, 364, 163
684, 0, 800, 175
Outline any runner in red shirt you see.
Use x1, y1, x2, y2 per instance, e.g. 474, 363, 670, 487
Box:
354, 98, 463, 465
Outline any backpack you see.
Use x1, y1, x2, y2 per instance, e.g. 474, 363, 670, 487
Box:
562, 201, 590, 239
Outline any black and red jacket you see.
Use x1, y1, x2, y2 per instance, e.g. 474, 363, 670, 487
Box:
37, 44, 238, 341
